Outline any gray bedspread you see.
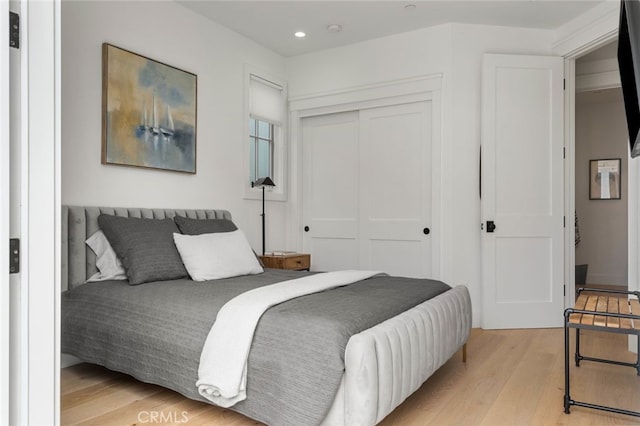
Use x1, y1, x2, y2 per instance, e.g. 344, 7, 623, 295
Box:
61, 269, 450, 425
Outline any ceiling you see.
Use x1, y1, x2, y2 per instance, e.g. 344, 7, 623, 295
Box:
178, 1, 606, 57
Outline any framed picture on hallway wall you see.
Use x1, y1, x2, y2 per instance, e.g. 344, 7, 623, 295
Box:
102, 43, 197, 173
589, 158, 621, 200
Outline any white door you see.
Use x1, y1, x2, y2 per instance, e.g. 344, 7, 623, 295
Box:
8, 3, 25, 424
481, 54, 565, 329
359, 102, 432, 277
11, 2, 59, 424
302, 111, 359, 271
1, 1, 11, 423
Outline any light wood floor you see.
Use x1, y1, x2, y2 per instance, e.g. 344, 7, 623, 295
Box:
61, 328, 640, 425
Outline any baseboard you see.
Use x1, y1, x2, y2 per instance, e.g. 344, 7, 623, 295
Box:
61, 353, 82, 368
586, 272, 627, 287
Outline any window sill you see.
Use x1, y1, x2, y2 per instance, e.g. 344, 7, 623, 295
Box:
243, 186, 287, 202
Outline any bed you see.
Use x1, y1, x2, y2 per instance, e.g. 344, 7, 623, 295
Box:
61, 205, 472, 426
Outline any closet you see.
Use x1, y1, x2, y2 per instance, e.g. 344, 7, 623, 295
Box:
301, 100, 434, 278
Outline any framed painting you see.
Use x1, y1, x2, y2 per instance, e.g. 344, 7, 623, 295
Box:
589, 158, 621, 200
102, 43, 197, 173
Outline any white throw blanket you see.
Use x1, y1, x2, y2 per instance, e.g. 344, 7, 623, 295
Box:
196, 270, 381, 407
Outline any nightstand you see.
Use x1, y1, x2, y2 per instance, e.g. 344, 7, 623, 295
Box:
260, 253, 310, 271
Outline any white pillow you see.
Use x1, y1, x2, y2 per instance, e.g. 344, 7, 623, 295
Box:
85, 230, 127, 282
173, 230, 264, 281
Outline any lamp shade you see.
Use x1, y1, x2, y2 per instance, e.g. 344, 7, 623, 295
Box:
252, 176, 275, 188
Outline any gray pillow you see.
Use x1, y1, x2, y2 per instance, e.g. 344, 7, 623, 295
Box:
98, 214, 188, 285
174, 216, 237, 235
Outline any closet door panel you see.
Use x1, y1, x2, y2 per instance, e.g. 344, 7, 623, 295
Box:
359, 102, 432, 278
302, 111, 359, 271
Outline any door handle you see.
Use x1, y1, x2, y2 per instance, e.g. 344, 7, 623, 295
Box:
486, 220, 496, 233
423, 227, 430, 235
304, 226, 310, 232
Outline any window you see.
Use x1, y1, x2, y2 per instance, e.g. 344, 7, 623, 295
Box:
245, 69, 287, 200
249, 117, 274, 183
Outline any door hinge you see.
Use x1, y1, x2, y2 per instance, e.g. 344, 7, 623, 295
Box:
9, 238, 19, 274
563, 147, 566, 159
9, 11, 19, 49
563, 216, 566, 228
564, 284, 566, 297
563, 78, 566, 91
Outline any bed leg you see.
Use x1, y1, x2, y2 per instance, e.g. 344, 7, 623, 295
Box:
462, 343, 467, 363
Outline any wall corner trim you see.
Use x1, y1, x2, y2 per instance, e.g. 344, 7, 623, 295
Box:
553, 2, 619, 58
289, 73, 443, 114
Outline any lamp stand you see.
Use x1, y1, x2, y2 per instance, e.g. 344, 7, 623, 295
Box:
261, 186, 266, 256
252, 176, 275, 257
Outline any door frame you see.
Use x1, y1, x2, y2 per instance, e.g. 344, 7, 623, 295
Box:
552, 0, 620, 306
9, 1, 62, 424
560, 32, 620, 306
288, 74, 444, 279
561, 24, 640, 352
1, 0, 11, 423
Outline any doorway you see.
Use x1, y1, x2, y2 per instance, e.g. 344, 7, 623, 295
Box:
574, 42, 628, 295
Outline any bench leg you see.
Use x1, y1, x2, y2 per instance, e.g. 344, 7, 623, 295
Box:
564, 318, 571, 414
575, 328, 581, 367
462, 343, 467, 363
637, 336, 640, 376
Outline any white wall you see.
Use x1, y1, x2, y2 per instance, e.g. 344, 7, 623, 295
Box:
287, 25, 453, 95
287, 23, 555, 326
575, 89, 628, 286
62, 1, 288, 252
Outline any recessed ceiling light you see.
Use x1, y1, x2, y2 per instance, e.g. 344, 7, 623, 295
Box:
326, 24, 342, 34
294, 31, 306, 38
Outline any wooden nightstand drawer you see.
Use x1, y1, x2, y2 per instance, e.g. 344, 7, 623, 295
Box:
260, 253, 310, 271
282, 254, 310, 271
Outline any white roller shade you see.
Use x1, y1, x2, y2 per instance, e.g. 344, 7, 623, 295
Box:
249, 74, 284, 125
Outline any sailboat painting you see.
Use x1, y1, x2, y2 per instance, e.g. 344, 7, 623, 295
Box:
102, 43, 197, 173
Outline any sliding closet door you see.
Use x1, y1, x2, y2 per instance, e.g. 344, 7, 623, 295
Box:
302, 111, 359, 271
302, 101, 434, 277
359, 102, 432, 277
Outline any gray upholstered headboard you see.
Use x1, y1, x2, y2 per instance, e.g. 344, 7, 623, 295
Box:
62, 205, 233, 291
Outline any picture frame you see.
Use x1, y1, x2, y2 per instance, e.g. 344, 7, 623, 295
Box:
102, 43, 197, 173
589, 158, 621, 200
